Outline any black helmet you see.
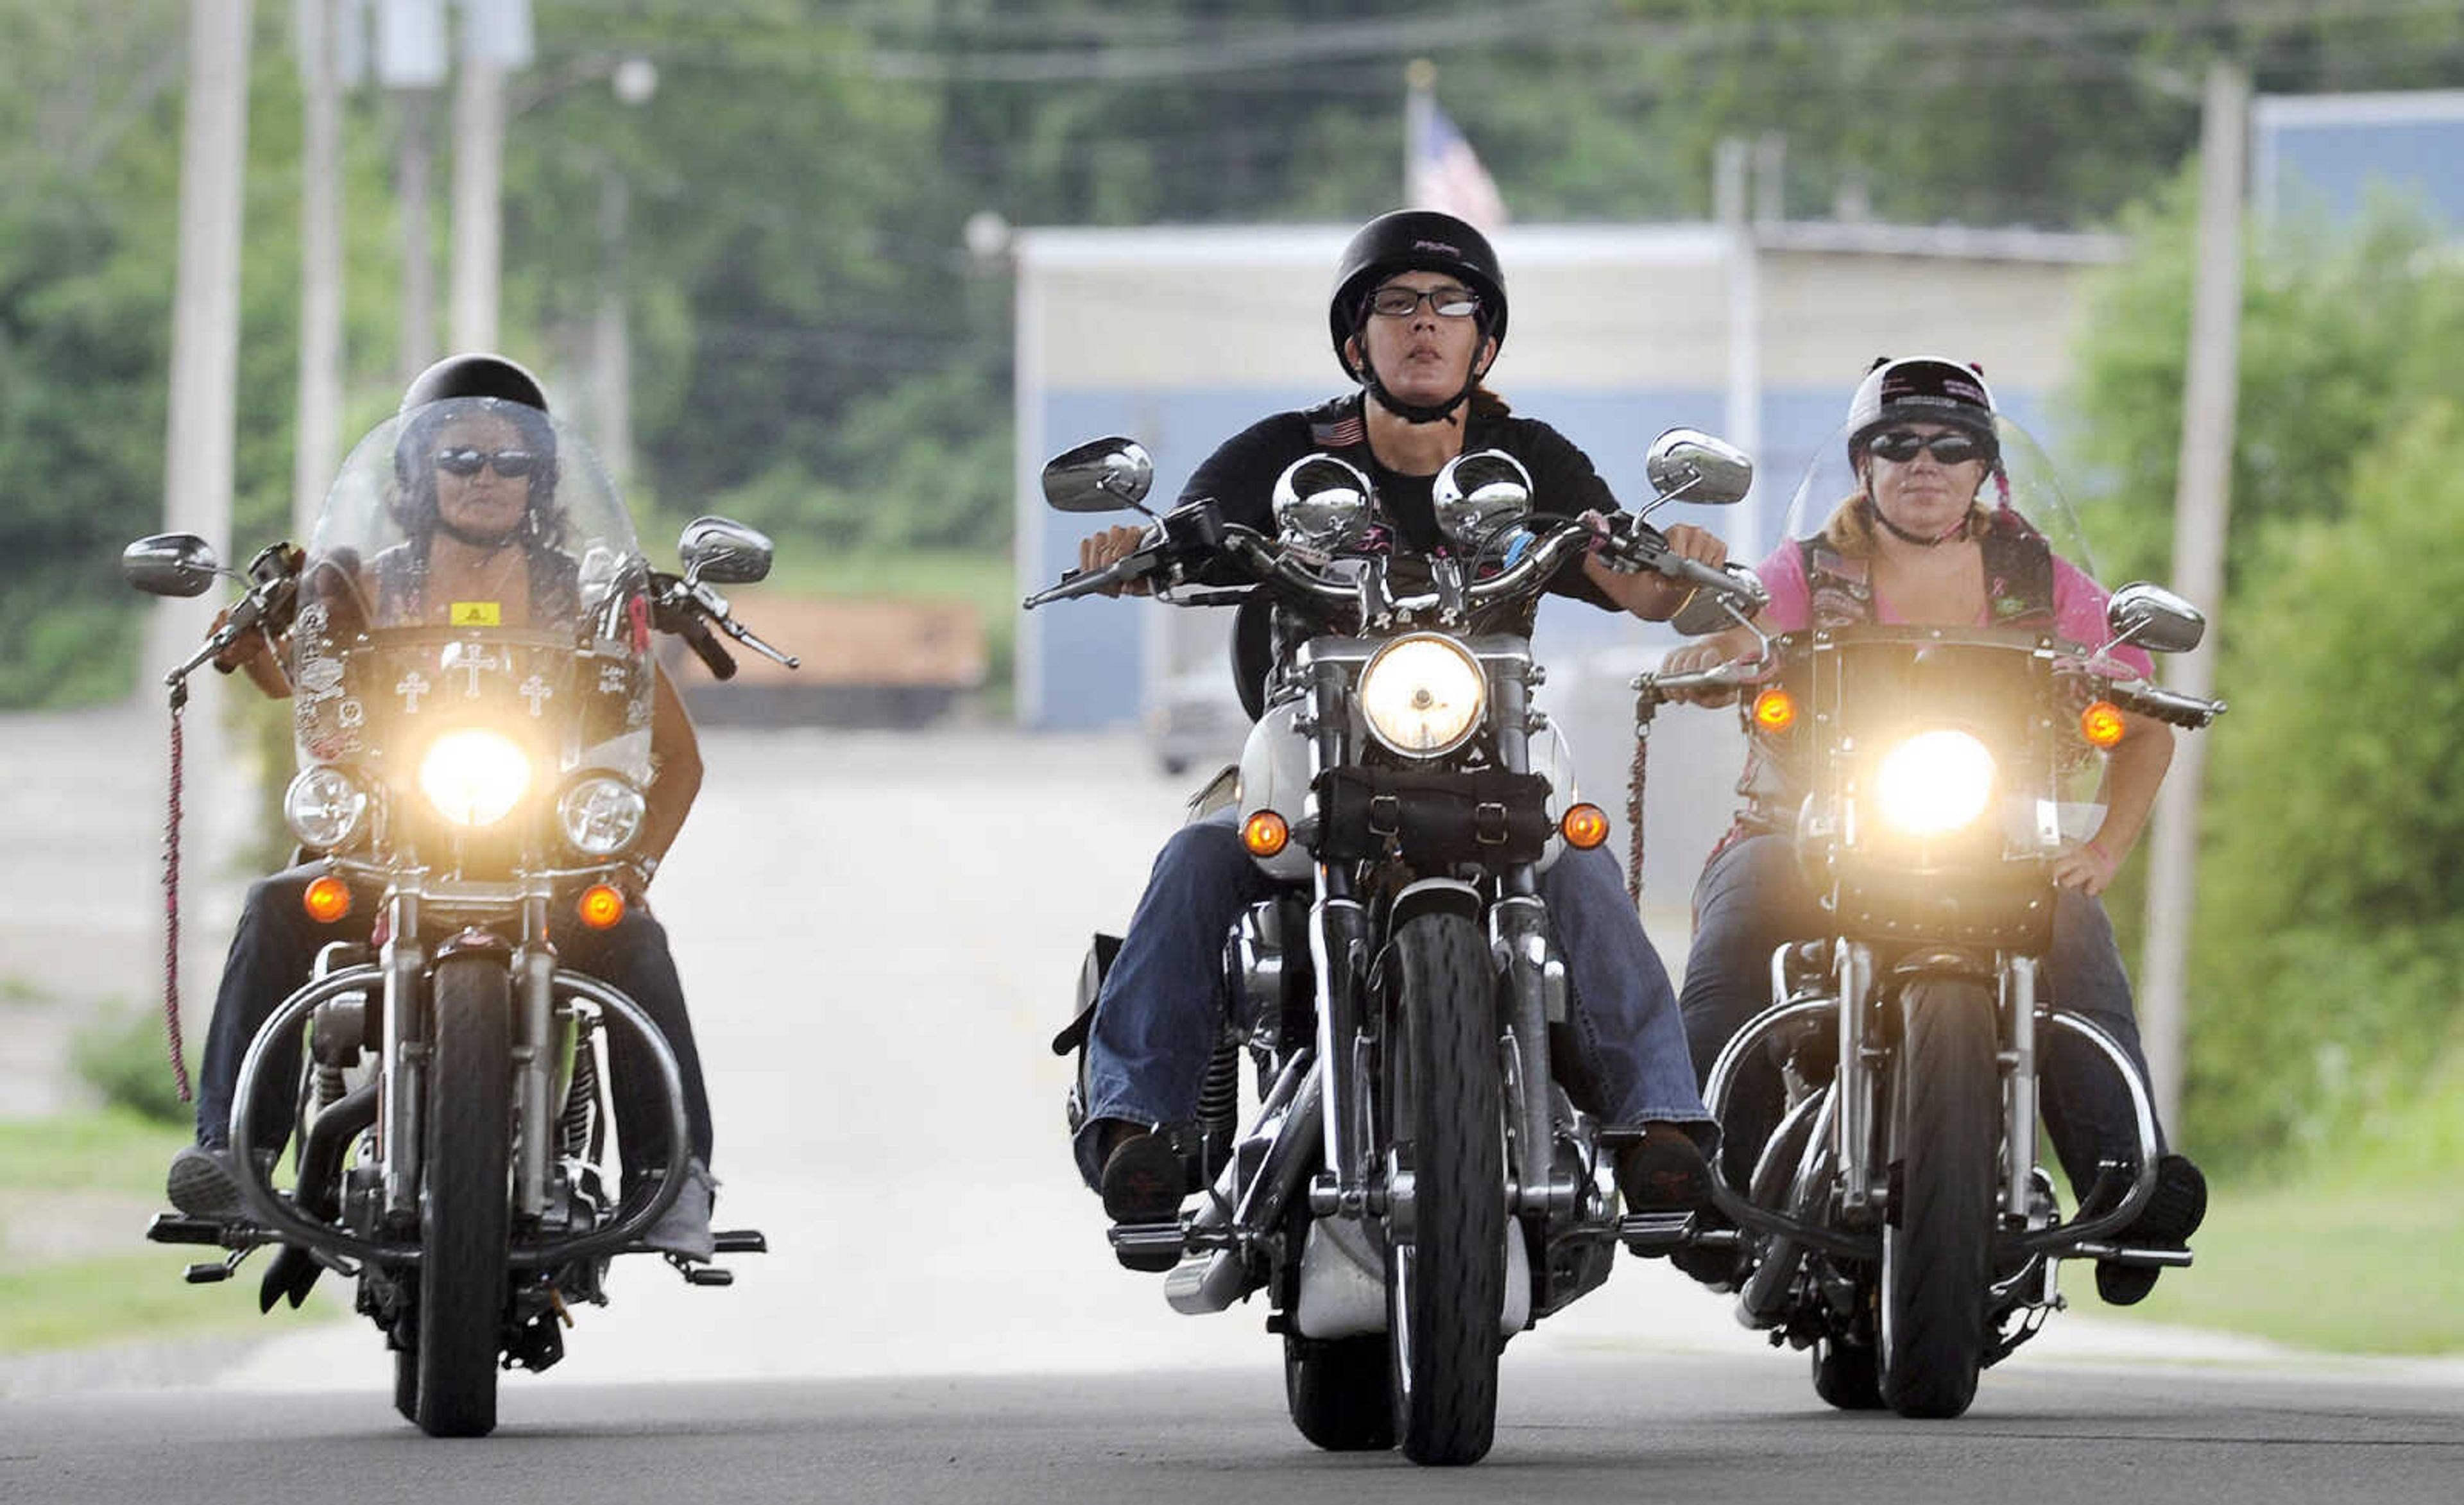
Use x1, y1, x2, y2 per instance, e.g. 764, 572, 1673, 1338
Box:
400, 352, 551, 415
390, 352, 563, 549
1326, 209, 1508, 375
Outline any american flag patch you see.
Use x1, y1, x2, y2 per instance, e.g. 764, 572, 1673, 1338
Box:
1310, 415, 1365, 447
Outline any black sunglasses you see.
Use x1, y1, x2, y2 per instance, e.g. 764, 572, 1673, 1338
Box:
435, 447, 538, 479
1865, 429, 1992, 465
1366, 283, 1481, 319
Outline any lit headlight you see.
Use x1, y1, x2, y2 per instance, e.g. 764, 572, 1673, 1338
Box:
1359, 633, 1487, 759
1873, 729, 1996, 837
418, 728, 532, 828
283, 765, 372, 852
558, 775, 647, 858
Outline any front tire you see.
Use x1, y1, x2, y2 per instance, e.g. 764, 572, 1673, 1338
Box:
1877, 978, 1999, 1419
413, 955, 513, 1438
1382, 913, 1503, 1466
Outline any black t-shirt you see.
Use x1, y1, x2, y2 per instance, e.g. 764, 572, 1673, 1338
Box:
1179, 391, 1621, 613
1181, 392, 1627, 715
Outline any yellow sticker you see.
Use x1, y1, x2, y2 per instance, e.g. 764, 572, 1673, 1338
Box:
449, 601, 502, 627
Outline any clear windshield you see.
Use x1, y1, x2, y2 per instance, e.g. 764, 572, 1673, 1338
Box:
1770, 412, 2111, 841
288, 399, 654, 786
1780, 411, 2098, 588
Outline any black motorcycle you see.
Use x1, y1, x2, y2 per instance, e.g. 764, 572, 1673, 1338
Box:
1031, 431, 1767, 1464
124, 405, 789, 1436
1636, 418, 2227, 1417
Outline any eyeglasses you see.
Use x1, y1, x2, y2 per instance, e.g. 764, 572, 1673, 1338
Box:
1367, 284, 1482, 320
1865, 429, 1991, 465
435, 447, 539, 479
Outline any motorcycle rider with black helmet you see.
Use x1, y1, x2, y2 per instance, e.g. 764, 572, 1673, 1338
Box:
1072, 210, 1731, 1253
163, 354, 723, 1260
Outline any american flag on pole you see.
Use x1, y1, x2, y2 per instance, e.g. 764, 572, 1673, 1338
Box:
1407, 99, 1509, 230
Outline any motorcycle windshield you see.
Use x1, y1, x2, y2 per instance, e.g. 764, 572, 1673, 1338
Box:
1779, 411, 2100, 605
288, 399, 654, 791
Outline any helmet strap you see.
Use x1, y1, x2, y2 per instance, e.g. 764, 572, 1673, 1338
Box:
1350, 325, 1487, 427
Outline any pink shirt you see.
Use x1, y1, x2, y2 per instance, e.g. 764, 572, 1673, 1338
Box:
1752, 540, 2155, 678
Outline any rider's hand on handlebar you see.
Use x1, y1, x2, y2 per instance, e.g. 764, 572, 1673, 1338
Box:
1579, 516, 1730, 622
2051, 839, 2121, 897
1657, 641, 1747, 706
1078, 525, 1153, 598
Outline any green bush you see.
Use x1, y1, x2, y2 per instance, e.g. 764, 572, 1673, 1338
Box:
69, 1003, 194, 1128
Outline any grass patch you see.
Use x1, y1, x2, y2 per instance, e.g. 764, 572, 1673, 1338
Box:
0, 1110, 340, 1354
0, 1250, 312, 1353
0, 1108, 191, 1194
2109, 1068, 2464, 1354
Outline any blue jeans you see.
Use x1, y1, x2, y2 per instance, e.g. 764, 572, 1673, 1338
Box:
1676, 832, 2164, 1196
1073, 810, 1710, 1187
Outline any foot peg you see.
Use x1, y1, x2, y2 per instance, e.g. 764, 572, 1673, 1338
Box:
1616, 1210, 1700, 1255
184, 1248, 254, 1284
1108, 1221, 1186, 1271
663, 1251, 737, 1286
150, 1213, 239, 1247
712, 1228, 767, 1255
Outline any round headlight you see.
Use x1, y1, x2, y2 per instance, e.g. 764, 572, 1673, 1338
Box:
283, 765, 372, 852
1359, 633, 1487, 759
558, 775, 647, 858
417, 728, 532, 828
1873, 729, 1996, 837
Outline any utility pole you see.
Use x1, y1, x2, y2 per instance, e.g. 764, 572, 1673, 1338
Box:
448, 52, 505, 351
2140, 60, 2248, 1132
293, 0, 343, 538
1716, 137, 1763, 566
396, 90, 438, 381
153, 0, 254, 682
378, 0, 448, 381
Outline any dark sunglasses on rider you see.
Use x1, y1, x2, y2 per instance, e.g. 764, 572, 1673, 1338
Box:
1367, 284, 1482, 320
434, 447, 538, 479
1865, 429, 1992, 465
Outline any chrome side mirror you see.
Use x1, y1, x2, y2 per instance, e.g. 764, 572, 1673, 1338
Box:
680, 516, 774, 585
1432, 449, 1534, 551
1041, 437, 1154, 514
1271, 454, 1380, 555
1643, 429, 1754, 510
122, 533, 222, 598
2105, 581, 2206, 655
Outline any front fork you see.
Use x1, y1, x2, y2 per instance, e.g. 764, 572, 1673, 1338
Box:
378, 890, 558, 1223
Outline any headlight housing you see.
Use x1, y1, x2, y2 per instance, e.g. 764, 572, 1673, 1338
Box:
1872, 728, 1996, 837
558, 775, 647, 858
282, 765, 372, 852
417, 728, 533, 828
1358, 633, 1487, 759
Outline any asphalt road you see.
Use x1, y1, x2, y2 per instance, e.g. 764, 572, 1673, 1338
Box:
8, 720, 2459, 1500
5, 1353, 2459, 1504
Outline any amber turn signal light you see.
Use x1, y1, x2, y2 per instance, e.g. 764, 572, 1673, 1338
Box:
576, 883, 626, 930
1561, 803, 1610, 850
302, 874, 352, 925
1242, 811, 1290, 858
2080, 700, 2127, 749
1752, 687, 1797, 733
